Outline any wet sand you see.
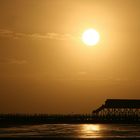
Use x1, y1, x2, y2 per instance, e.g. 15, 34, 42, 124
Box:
0, 137, 140, 140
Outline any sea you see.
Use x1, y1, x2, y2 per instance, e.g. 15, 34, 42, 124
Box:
0, 124, 140, 139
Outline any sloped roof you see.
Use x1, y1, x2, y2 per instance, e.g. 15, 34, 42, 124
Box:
105, 99, 140, 108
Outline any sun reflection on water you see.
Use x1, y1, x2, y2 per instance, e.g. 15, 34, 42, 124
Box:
79, 124, 102, 138
83, 124, 100, 132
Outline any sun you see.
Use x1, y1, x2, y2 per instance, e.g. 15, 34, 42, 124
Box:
82, 28, 100, 46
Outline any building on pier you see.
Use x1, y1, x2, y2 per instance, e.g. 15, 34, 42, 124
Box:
92, 99, 140, 118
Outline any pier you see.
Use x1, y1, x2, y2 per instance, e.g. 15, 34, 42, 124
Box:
92, 99, 140, 122
0, 99, 140, 124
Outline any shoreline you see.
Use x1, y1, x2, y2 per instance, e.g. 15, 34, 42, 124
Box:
0, 121, 140, 128
0, 137, 140, 140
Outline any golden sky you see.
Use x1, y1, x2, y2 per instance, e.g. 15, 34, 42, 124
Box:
0, 0, 140, 114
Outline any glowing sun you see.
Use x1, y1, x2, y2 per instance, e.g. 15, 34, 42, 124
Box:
82, 29, 100, 46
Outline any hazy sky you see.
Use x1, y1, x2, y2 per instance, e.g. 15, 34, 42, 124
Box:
0, 0, 140, 114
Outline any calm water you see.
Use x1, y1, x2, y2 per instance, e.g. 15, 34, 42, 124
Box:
0, 124, 140, 138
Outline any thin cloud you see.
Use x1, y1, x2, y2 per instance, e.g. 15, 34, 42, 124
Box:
77, 71, 87, 75
0, 29, 74, 40
9, 59, 27, 64
0, 58, 27, 65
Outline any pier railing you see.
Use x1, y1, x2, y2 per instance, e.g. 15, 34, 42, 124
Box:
92, 99, 140, 122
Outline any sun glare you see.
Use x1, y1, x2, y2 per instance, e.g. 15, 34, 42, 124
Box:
82, 29, 100, 46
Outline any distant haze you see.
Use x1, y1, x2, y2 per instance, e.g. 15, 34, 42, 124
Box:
0, 0, 140, 114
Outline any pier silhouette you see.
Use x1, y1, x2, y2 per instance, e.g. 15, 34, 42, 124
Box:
0, 99, 140, 125
92, 99, 140, 123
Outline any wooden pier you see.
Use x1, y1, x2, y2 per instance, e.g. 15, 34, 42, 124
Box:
0, 99, 140, 124
92, 99, 140, 122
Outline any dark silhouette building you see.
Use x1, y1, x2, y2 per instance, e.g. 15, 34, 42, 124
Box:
92, 99, 140, 122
